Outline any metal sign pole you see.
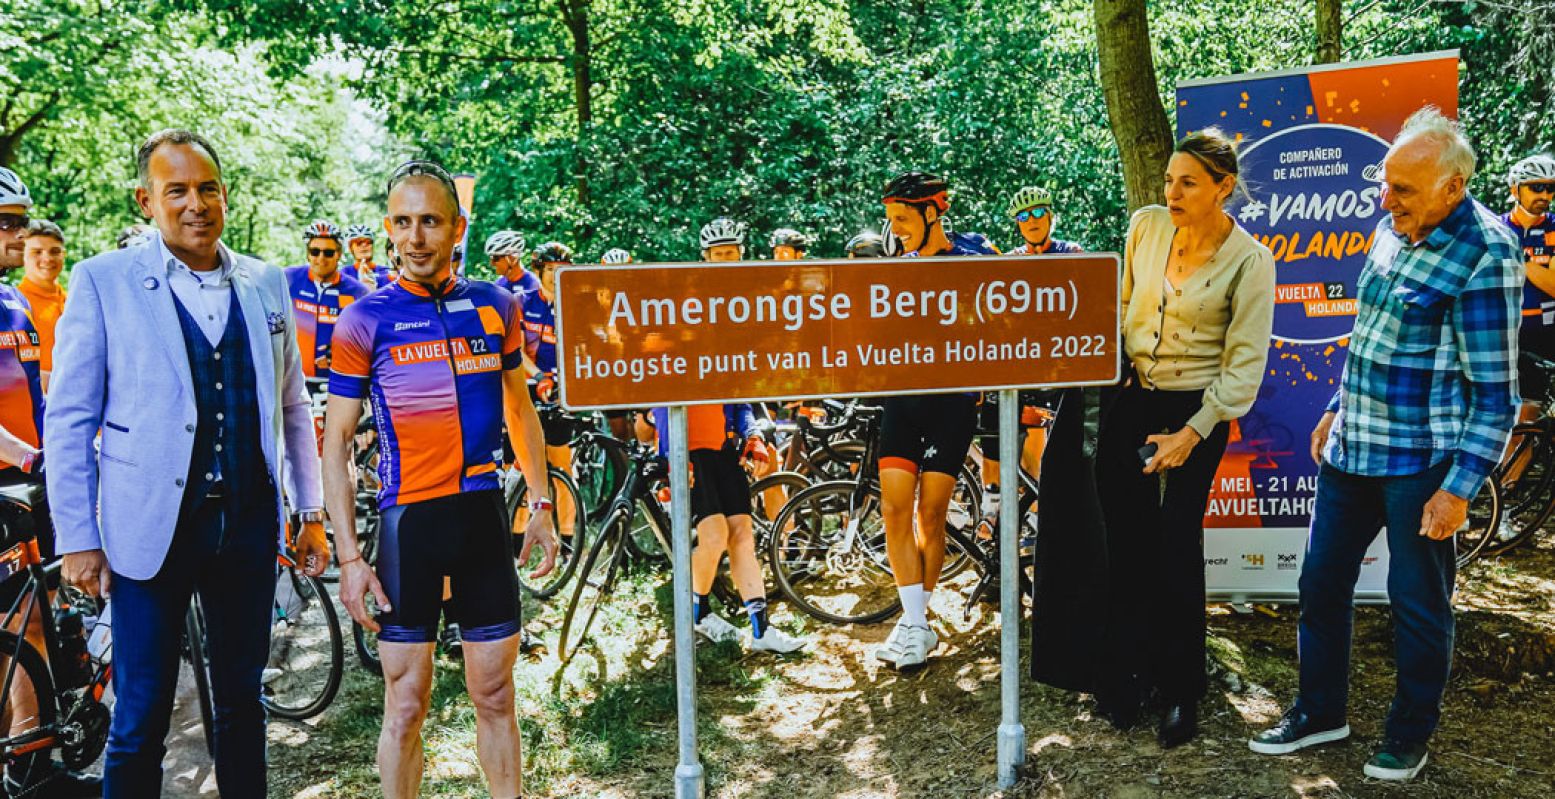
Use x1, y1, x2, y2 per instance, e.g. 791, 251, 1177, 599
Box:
668, 406, 705, 798
996, 388, 1026, 788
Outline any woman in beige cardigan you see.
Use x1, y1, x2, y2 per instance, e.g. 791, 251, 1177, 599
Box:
1092, 129, 1275, 746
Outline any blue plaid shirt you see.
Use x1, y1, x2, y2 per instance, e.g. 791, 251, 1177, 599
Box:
1323, 195, 1521, 500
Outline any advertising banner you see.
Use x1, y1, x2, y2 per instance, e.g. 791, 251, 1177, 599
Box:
1176, 51, 1460, 601
555, 254, 1120, 409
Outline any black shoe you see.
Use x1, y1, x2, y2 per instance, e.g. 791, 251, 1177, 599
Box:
5, 760, 102, 798
1095, 693, 1142, 732
1157, 703, 1199, 748
1364, 739, 1429, 781
1249, 706, 1351, 755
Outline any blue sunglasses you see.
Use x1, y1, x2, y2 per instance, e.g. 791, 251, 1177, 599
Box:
1014, 208, 1050, 223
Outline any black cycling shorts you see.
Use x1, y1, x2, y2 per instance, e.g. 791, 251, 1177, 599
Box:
690, 444, 752, 525
375, 489, 520, 644
1519, 326, 1555, 402
879, 393, 977, 477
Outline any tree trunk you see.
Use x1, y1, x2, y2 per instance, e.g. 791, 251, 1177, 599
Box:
1316, 0, 1343, 64
560, 0, 593, 214
1093, 0, 1174, 211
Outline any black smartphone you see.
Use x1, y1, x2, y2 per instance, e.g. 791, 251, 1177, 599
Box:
1137, 442, 1158, 466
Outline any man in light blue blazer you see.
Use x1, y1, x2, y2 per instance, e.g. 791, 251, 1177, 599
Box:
44, 129, 330, 798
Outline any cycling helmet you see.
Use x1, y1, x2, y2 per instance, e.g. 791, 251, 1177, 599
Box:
768, 228, 809, 251
700, 217, 747, 251
881, 171, 949, 212
1509, 155, 1555, 186
845, 231, 885, 258
302, 220, 341, 241
531, 241, 573, 269
1006, 186, 1054, 218
484, 230, 527, 258
344, 223, 376, 242
601, 248, 633, 265
117, 224, 153, 249
0, 167, 33, 210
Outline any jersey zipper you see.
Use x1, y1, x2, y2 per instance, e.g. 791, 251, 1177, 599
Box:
433, 295, 472, 489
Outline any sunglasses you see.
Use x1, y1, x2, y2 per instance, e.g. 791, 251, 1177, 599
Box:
309, 248, 338, 257
1526, 182, 1555, 194
0, 214, 30, 232
1014, 208, 1050, 223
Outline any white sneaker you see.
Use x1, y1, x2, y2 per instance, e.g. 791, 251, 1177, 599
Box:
875, 621, 910, 664
893, 625, 939, 670
694, 613, 741, 644
749, 627, 807, 654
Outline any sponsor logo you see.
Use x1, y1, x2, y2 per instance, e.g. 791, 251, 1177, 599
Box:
394, 320, 433, 331
1204, 557, 1230, 567
1241, 553, 1266, 570
1277, 552, 1300, 571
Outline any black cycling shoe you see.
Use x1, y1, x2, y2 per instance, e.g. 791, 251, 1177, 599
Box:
1157, 703, 1198, 749
4, 760, 103, 798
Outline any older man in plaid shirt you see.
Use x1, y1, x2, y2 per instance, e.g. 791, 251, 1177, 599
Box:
1249, 108, 1521, 782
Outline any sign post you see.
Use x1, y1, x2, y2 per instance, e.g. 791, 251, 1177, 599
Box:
555, 255, 1121, 795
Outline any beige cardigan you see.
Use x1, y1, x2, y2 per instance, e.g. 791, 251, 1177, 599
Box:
1121, 206, 1276, 437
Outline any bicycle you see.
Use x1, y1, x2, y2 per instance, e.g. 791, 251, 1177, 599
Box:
0, 483, 112, 791
1481, 352, 1555, 559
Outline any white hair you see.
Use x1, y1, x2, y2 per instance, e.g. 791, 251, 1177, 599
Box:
1392, 105, 1476, 184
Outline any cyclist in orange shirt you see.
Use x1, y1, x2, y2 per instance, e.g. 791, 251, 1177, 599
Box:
18, 220, 67, 388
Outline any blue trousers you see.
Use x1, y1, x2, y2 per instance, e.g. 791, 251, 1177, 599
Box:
103, 493, 277, 799
1295, 462, 1457, 744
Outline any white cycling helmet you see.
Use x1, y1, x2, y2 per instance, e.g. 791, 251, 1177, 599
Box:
699, 217, 747, 251
1509, 155, 1555, 186
0, 168, 33, 210
344, 223, 376, 242
484, 230, 527, 258
601, 248, 633, 265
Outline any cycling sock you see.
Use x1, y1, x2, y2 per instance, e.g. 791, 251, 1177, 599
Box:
744, 597, 769, 639
898, 583, 928, 627
693, 592, 711, 624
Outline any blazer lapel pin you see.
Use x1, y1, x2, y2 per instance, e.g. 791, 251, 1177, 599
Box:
267, 311, 287, 335
143, 276, 159, 291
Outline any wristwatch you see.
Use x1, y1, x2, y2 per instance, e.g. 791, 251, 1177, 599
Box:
299, 510, 326, 524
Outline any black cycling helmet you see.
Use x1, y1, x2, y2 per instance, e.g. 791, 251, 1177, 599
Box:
845, 231, 885, 258
530, 241, 573, 270
881, 171, 950, 212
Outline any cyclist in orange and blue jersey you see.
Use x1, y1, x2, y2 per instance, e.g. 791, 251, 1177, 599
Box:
345, 224, 394, 289
1502, 156, 1555, 410
0, 167, 45, 480
285, 221, 370, 381
516, 241, 582, 537
1005, 186, 1083, 255
321, 159, 555, 799
485, 230, 538, 297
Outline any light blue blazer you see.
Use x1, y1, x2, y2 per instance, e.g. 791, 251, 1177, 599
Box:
44, 233, 324, 580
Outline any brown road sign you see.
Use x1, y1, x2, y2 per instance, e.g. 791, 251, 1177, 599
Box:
554, 254, 1120, 409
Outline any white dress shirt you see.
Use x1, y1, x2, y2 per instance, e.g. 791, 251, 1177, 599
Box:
160, 238, 234, 346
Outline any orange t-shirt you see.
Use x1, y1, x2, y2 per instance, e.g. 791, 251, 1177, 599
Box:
16, 279, 65, 375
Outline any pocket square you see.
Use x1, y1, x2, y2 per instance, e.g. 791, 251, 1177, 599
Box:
267, 311, 287, 334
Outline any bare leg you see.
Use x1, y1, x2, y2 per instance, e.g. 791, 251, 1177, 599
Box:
377, 642, 435, 799
881, 468, 922, 587
915, 473, 957, 593
463, 635, 523, 797
692, 515, 730, 596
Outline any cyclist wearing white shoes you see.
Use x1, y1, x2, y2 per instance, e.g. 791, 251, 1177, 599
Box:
874, 172, 997, 670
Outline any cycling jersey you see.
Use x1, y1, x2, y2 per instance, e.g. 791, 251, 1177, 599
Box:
518, 288, 557, 375
494, 271, 540, 296
350, 261, 395, 290
1009, 239, 1083, 255
0, 284, 44, 464
284, 267, 370, 378
905, 231, 1000, 257
329, 277, 526, 508
651, 404, 759, 454
1502, 211, 1555, 329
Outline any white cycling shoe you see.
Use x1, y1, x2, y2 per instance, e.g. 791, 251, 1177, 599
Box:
892, 625, 939, 670
694, 613, 742, 644
875, 621, 910, 664
748, 627, 807, 654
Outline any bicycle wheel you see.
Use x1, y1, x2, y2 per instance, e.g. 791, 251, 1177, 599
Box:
558, 519, 626, 662
351, 519, 383, 676
184, 598, 215, 756
0, 630, 57, 789
1483, 426, 1555, 557
768, 480, 901, 625
509, 467, 587, 599
624, 496, 672, 565
572, 437, 624, 527
1457, 476, 1502, 568
261, 571, 345, 720
803, 439, 867, 481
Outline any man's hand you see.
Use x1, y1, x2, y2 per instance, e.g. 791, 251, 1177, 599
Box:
535, 374, 557, 403
294, 520, 331, 577
1419, 490, 1469, 541
339, 557, 390, 632
1143, 427, 1202, 474
1311, 411, 1337, 465
516, 505, 558, 579
62, 550, 112, 599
